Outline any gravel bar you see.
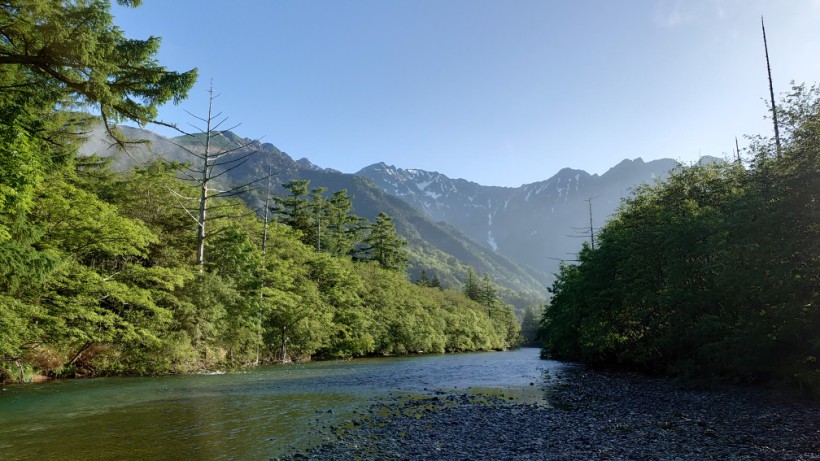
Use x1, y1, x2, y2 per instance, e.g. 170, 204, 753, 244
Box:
278, 367, 820, 460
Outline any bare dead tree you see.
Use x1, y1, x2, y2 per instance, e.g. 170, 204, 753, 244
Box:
585, 196, 597, 250
735, 137, 742, 164
255, 161, 276, 365
762, 16, 782, 158
261, 162, 275, 257
160, 82, 267, 270
569, 195, 600, 251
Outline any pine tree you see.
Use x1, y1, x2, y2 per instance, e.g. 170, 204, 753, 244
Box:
359, 212, 407, 271
479, 273, 499, 311
325, 190, 365, 257
463, 267, 481, 302
276, 180, 312, 240
417, 269, 431, 287
0, 0, 196, 239
430, 272, 442, 289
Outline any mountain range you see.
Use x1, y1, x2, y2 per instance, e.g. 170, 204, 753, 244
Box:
81, 125, 718, 307
357, 158, 682, 274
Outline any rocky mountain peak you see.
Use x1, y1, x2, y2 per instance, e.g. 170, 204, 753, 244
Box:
355, 156, 718, 275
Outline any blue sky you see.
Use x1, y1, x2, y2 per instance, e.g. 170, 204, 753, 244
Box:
113, 1, 820, 187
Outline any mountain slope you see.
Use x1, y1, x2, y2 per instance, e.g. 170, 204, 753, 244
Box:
80, 126, 549, 306
357, 158, 684, 275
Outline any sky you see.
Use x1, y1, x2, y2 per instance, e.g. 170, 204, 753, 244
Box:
112, 0, 820, 187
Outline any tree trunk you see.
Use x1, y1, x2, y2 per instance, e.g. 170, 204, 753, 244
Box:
15, 359, 23, 384
195, 86, 215, 271
68, 341, 93, 366
762, 16, 781, 158
280, 325, 288, 364
196, 177, 207, 270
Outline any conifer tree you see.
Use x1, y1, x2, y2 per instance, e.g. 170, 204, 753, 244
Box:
0, 0, 196, 239
276, 180, 312, 239
417, 269, 431, 287
325, 190, 364, 257
359, 212, 407, 271
463, 267, 481, 301
479, 273, 499, 312
0, 0, 194, 376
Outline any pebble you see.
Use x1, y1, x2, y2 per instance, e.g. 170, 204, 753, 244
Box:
278, 367, 820, 460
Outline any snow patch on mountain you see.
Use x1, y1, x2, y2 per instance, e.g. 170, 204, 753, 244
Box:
354, 157, 701, 274
487, 212, 497, 250
487, 234, 498, 251
416, 179, 434, 191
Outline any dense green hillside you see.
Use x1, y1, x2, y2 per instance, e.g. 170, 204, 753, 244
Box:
540, 84, 819, 396
0, 1, 522, 382
82, 127, 549, 307
1, 157, 521, 381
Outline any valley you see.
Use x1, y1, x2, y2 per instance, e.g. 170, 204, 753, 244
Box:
83, 125, 715, 303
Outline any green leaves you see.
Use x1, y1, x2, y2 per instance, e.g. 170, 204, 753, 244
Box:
0, 0, 196, 125
0, 156, 526, 378
0, 1, 523, 378
35, 180, 156, 259
0, 1, 195, 246
541, 90, 819, 394
359, 212, 408, 271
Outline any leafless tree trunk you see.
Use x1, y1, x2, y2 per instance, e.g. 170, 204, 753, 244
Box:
762, 16, 781, 158
262, 162, 274, 256
735, 137, 742, 164
255, 162, 275, 366
586, 196, 596, 251
280, 325, 288, 363
195, 87, 215, 269
159, 81, 267, 270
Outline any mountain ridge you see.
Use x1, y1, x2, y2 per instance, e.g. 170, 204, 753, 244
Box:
356, 156, 721, 275
80, 125, 550, 307
82, 124, 724, 302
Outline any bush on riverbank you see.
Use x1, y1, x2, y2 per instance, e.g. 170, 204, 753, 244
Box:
540, 83, 819, 397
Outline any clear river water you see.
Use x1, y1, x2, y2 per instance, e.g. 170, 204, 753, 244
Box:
0, 348, 566, 460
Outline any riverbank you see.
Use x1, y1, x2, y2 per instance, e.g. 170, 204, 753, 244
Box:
281, 367, 820, 460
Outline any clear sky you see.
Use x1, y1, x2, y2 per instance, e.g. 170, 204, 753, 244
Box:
113, 0, 820, 187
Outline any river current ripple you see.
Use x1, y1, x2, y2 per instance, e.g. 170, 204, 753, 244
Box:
0, 348, 564, 460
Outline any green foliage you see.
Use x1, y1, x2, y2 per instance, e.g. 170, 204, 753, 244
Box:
0, 151, 534, 379
463, 267, 481, 301
0, 0, 529, 381
276, 180, 314, 243
0, 0, 196, 125
0, 0, 195, 239
519, 305, 542, 347
358, 212, 408, 271
325, 190, 365, 257
541, 84, 819, 395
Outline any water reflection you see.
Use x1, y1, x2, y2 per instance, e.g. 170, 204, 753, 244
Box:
0, 348, 564, 460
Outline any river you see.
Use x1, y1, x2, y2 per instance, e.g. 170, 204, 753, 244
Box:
0, 348, 565, 460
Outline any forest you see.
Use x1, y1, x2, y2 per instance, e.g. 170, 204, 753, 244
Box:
0, 1, 520, 382
539, 83, 819, 396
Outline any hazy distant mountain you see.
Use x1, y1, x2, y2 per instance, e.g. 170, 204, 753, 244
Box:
82, 124, 721, 302
357, 157, 709, 275
80, 126, 549, 307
